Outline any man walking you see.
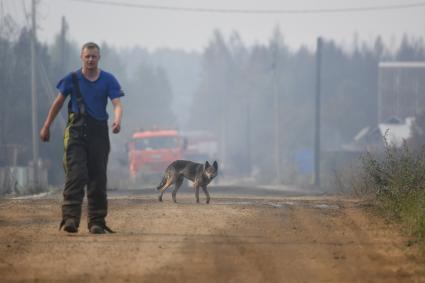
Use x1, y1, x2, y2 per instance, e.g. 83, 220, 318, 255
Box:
40, 42, 124, 234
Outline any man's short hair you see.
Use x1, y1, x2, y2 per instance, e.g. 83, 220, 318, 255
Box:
81, 42, 100, 52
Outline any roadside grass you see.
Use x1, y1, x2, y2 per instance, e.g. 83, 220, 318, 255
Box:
361, 139, 425, 244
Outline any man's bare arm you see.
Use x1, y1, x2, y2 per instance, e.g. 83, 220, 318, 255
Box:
111, 98, 122, 134
40, 94, 66, 142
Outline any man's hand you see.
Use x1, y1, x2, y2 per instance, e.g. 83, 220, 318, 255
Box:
112, 121, 121, 134
40, 126, 50, 142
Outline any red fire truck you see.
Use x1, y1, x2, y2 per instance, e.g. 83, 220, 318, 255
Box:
127, 129, 187, 184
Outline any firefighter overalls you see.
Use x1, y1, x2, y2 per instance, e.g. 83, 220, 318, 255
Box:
59, 72, 112, 232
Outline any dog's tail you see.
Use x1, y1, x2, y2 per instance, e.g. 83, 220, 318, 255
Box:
156, 175, 167, 191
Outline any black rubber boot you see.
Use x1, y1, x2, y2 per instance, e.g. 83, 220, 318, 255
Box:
60, 218, 78, 233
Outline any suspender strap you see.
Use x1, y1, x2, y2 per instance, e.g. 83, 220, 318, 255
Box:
71, 72, 86, 115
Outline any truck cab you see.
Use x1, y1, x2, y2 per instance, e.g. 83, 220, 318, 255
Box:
127, 129, 186, 185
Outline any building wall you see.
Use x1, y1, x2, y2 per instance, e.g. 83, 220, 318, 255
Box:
378, 62, 425, 123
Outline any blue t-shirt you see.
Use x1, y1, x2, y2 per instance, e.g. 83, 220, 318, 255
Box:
56, 69, 124, 121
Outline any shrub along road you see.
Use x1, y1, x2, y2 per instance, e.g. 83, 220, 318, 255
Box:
0, 186, 424, 282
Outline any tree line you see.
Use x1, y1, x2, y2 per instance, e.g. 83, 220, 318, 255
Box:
1, 15, 425, 186
188, 29, 425, 182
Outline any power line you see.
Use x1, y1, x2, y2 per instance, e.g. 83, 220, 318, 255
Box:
70, 0, 425, 14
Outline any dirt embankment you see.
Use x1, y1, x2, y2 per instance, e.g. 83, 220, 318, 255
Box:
0, 188, 424, 283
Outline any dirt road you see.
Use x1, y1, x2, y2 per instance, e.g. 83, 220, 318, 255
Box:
1, 186, 424, 283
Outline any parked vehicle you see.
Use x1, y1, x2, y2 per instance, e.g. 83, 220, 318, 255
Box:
127, 129, 187, 185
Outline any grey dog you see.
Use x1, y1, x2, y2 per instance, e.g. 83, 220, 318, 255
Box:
157, 160, 218, 204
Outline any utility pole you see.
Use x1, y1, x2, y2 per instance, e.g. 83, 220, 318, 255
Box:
272, 45, 281, 184
314, 37, 322, 188
219, 86, 227, 173
220, 108, 227, 171
245, 100, 251, 176
30, 0, 39, 185
59, 16, 68, 74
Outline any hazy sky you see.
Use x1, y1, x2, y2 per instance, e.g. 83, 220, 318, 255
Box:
3, 0, 425, 52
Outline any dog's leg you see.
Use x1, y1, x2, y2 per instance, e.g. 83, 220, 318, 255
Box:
172, 176, 184, 203
202, 186, 210, 204
195, 185, 200, 203
158, 178, 174, 202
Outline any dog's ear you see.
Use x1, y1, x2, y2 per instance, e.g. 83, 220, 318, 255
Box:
213, 161, 218, 170
205, 161, 211, 168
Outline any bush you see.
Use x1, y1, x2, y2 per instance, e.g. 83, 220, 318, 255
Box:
362, 137, 425, 241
